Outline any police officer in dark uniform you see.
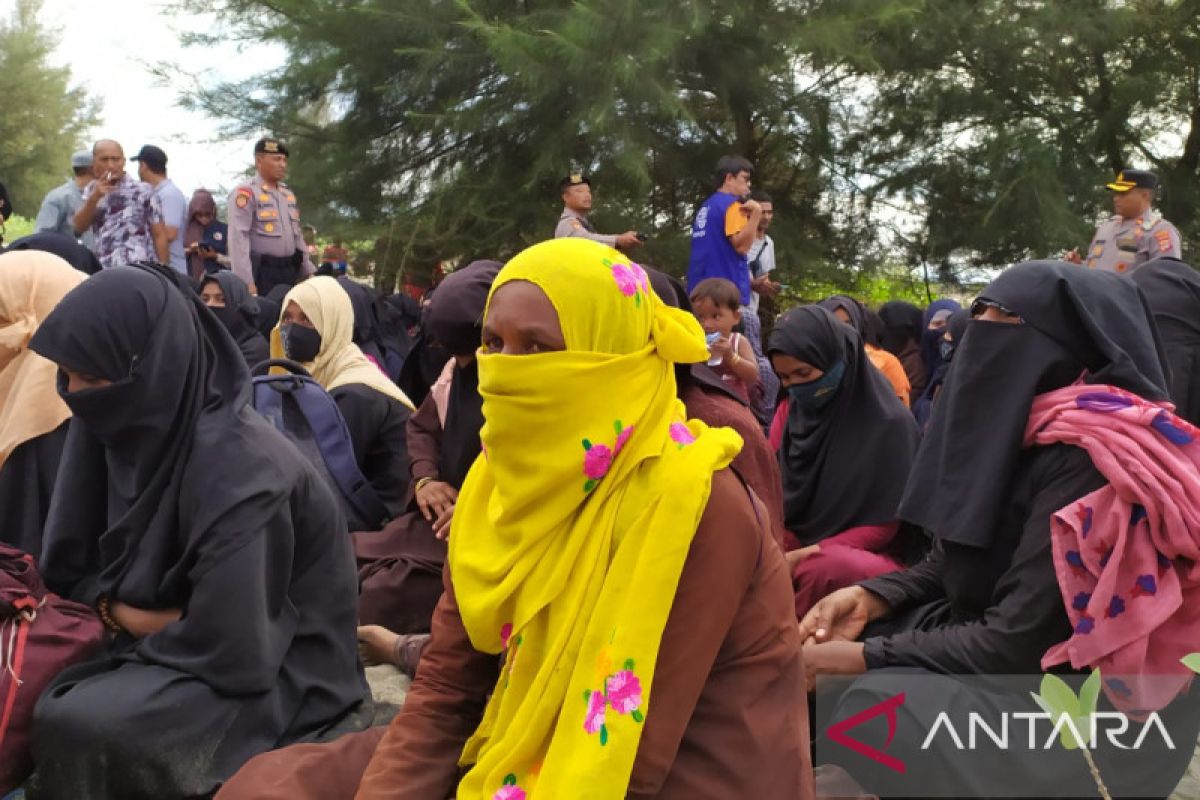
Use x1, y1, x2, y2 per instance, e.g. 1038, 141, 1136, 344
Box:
553, 174, 642, 251
227, 137, 315, 295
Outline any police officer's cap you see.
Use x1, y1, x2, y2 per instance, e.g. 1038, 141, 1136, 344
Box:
1106, 169, 1158, 193
559, 173, 591, 191
254, 137, 290, 157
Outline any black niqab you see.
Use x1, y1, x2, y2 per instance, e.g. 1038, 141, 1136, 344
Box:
878, 301, 923, 356
1132, 258, 1200, 426
899, 260, 1169, 550
203, 271, 270, 368
818, 294, 872, 342
28, 264, 252, 603
768, 305, 920, 544
336, 276, 413, 378
426, 260, 503, 356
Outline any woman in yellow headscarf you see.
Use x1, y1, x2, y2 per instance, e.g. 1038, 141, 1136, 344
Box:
273, 276, 415, 529
352, 239, 812, 799
0, 249, 85, 556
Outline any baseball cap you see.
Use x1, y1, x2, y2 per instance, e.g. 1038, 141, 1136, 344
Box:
71, 150, 93, 169
130, 145, 168, 172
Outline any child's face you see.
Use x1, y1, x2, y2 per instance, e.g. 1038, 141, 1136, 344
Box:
692, 297, 741, 336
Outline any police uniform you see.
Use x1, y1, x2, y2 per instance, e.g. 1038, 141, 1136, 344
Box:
1084, 170, 1181, 274
227, 138, 315, 294
553, 174, 619, 247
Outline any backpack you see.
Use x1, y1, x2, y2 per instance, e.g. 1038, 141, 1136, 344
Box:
0, 545, 104, 793
250, 359, 392, 531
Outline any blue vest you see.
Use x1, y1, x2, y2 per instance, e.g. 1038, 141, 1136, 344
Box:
686, 192, 751, 305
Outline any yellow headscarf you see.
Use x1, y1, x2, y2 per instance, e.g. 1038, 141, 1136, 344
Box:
0, 251, 85, 470
450, 239, 743, 799
271, 276, 413, 408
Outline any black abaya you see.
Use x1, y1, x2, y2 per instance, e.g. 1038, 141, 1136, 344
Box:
1132, 257, 1200, 427
0, 421, 68, 557
26, 265, 369, 799
332, 383, 412, 525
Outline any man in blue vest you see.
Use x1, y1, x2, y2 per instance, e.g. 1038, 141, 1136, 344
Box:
686, 155, 763, 306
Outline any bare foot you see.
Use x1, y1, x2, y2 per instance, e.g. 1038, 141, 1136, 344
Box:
357, 625, 400, 666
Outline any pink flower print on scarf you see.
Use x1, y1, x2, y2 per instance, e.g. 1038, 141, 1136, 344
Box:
492, 775, 527, 800
500, 622, 513, 649
582, 420, 634, 493
669, 421, 696, 448
607, 259, 650, 306
584, 657, 646, 746
584, 688, 608, 742
605, 669, 645, 721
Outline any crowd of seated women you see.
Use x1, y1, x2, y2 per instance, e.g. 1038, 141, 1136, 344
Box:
3, 232, 1200, 799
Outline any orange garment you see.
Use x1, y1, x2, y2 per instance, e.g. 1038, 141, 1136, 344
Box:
866, 343, 911, 408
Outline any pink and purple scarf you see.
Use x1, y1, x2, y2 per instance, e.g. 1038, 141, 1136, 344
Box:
1025, 384, 1200, 713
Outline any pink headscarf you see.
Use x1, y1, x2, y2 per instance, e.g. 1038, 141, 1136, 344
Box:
1025, 384, 1200, 713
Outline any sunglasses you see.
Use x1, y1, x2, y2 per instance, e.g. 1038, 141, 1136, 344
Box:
970, 298, 1024, 322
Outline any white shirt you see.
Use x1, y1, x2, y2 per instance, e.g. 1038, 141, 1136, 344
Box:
746, 234, 775, 314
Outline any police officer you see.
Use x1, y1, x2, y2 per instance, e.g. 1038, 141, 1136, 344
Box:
1066, 169, 1181, 274
553, 174, 642, 251
228, 137, 315, 295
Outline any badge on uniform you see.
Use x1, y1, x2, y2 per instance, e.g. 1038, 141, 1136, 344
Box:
235, 189, 251, 209
1156, 230, 1173, 252
570, 219, 582, 230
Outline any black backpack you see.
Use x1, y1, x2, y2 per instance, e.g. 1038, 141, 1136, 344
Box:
250, 359, 391, 531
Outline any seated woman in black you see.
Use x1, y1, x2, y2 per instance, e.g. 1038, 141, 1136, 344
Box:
199, 271, 270, 368
801, 261, 1200, 799
357, 259, 501, 673
1133, 257, 1200, 427
0, 250, 84, 556
26, 264, 368, 799
276, 276, 415, 530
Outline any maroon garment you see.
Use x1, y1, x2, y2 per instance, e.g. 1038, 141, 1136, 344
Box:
218, 470, 814, 800
790, 522, 903, 619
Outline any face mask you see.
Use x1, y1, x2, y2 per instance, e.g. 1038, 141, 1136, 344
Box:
787, 360, 846, 413
210, 305, 246, 334
939, 339, 956, 363
58, 372, 146, 446
281, 322, 322, 363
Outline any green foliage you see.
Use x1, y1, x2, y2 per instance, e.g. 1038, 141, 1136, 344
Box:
1030, 671, 1101, 751
1, 214, 35, 245
174, 0, 1200, 294
0, 0, 99, 219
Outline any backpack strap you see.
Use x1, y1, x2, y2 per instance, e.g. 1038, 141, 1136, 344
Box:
252, 372, 392, 530
287, 382, 393, 530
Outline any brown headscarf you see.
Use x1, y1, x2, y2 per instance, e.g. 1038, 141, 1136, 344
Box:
185, 189, 217, 280
0, 250, 85, 469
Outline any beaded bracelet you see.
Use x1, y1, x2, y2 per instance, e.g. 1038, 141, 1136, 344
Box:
96, 596, 123, 635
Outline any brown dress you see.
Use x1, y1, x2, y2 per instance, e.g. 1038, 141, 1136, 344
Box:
681, 383, 787, 551
354, 393, 448, 631
218, 469, 814, 800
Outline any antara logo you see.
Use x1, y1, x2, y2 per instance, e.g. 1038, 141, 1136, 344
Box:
825, 692, 907, 773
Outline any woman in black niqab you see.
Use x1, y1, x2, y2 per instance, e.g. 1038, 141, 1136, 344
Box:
201, 271, 270, 369
25, 265, 368, 799
1132, 257, 1200, 426
768, 305, 920, 617
805, 262, 1196, 799
337, 276, 413, 381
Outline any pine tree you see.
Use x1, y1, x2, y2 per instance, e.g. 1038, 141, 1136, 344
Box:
0, 0, 99, 218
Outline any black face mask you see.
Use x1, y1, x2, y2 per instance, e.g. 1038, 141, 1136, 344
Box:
58, 371, 149, 446
209, 305, 247, 335
281, 322, 322, 363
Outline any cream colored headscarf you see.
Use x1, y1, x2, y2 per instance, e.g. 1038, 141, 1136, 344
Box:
271, 276, 414, 408
0, 250, 86, 469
